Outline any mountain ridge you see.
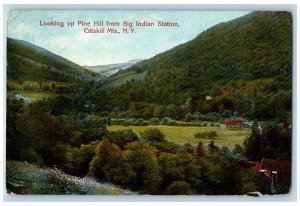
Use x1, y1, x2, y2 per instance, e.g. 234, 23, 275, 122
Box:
7, 38, 98, 82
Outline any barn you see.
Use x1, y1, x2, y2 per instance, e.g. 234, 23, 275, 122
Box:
224, 118, 243, 128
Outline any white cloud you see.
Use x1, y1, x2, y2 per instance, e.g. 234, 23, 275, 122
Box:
8, 22, 32, 37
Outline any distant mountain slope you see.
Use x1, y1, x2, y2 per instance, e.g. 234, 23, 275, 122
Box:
7, 38, 98, 82
86, 59, 142, 77
135, 11, 291, 86
95, 11, 292, 120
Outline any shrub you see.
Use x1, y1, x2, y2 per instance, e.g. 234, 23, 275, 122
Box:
149, 118, 160, 125
141, 128, 165, 142
133, 118, 144, 126
167, 120, 177, 126
122, 120, 131, 126
161, 117, 171, 125
165, 181, 191, 195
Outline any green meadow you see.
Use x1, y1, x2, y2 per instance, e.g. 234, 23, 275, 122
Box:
108, 125, 251, 149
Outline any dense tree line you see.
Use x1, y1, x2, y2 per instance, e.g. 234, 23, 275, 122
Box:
6, 99, 258, 194
243, 121, 291, 161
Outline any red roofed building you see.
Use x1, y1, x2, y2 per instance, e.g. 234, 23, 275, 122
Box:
225, 118, 242, 128
248, 158, 291, 194
260, 158, 291, 184
248, 161, 262, 174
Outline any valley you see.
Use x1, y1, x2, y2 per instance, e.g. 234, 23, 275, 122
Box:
6, 11, 292, 195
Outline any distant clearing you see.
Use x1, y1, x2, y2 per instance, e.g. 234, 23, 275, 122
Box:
108, 125, 251, 149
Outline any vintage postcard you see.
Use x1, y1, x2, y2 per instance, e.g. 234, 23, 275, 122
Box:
6, 10, 292, 196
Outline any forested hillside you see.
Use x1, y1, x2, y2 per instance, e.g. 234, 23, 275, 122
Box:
7, 38, 98, 82
91, 11, 292, 121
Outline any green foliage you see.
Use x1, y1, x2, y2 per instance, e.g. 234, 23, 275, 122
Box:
141, 128, 165, 143
243, 122, 291, 161
6, 11, 292, 196
55, 115, 106, 147
7, 38, 96, 82
91, 11, 291, 121
89, 139, 122, 181
158, 153, 184, 189
103, 161, 136, 187
133, 118, 147, 126
124, 142, 161, 194
165, 181, 191, 195
238, 169, 261, 194
161, 117, 172, 125
149, 117, 160, 125
106, 129, 138, 148
64, 141, 98, 177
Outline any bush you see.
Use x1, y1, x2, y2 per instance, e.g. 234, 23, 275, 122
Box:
185, 113, 195, 122
161, 117, 171, 125
133, 118, 143, 126
167, 120, 177, 126
194, 131, 218, 139
149, 118, 160, 125
165, 181, 191, 195
141, 128, 165, 142
122, 119, 131, 126
107, 129, 138, 148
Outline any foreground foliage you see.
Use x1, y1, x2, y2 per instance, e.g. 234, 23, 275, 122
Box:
6, 161, 135, 195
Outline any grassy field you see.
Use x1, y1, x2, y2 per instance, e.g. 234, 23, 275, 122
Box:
108, 125, 251, 149
8, 91, 64, 103
7, 80, 74, 90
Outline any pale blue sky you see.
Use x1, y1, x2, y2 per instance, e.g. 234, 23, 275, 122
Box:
7, 10, 250, 66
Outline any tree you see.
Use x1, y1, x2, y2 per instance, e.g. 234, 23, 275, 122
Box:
208, 141, 219, 155
89, 139, 122, 181
107, 129, 138, 149
64, 141, 98, 177
195, 142, 205, 163
158, 153, 184, 189
15, 101, 59, 165
6, 99, 23, 160
124, 142, 161, 194
238, 169, 261, 194
103, 160, 136, 187
243, 121, 262, 161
